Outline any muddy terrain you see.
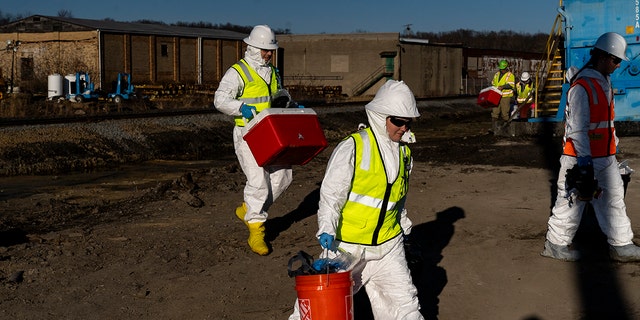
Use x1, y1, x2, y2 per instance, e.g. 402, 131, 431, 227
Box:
1, 97, 640, 320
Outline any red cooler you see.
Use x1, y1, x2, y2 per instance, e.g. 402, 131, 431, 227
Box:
243, 108, 328, 167
477, 86, 502, 108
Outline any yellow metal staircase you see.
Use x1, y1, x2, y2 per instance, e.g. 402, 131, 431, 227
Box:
534, 13, 566, 118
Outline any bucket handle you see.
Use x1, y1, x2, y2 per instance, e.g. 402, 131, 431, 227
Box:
323, 248, 330, 287
287, 251, 316, 277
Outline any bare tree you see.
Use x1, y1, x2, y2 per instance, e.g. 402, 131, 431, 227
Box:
57, 10, 73, 18
0, 10, 28, 25
416, 29, 547, 53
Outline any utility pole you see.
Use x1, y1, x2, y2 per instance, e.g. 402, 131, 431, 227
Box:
6, 40, 21, 94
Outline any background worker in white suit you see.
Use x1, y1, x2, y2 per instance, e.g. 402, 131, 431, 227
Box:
214, 25, 292, 256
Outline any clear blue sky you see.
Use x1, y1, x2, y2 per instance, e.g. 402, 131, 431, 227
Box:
3, 0, 560, 35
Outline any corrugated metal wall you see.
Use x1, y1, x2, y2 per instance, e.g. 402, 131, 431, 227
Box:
401, 44, 463, 98
0, 31, 246, 93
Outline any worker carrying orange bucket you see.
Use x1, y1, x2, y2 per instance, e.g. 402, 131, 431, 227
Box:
287, 80, 425, 320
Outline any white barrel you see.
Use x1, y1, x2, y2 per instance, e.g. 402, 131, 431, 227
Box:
47, 74, 64, 99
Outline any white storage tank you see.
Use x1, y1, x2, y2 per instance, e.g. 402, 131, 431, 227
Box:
47, 74, 64, 100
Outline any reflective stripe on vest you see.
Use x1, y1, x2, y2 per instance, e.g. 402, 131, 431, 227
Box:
492, 71, 515, 97
516, 82, 533, 103
337, 128, 410, 246
563, 77, 616, 158
232, 59, 279, 126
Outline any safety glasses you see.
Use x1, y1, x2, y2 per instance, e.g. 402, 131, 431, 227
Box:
610, 54, 622, 65
388, 116, 412, 128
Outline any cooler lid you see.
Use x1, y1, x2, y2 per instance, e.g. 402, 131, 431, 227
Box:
243, 108, 318, 131
479, 86, 501, 94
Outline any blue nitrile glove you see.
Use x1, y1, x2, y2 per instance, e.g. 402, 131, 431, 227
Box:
312, 257, 345, 272
577, 156, 592, 167
318, 233, 335, 251
240, 104, 257, 119
312, 259, 328, 271
298, 104, 305, 108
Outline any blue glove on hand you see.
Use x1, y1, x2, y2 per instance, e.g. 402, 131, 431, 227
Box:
318, 233, 335, 251
312, 259, 328, 271
577, 156, 592, 167
240, 104, 257, 119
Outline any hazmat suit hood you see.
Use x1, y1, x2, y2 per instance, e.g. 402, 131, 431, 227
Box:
364, 80, 420, 182
365, 80, 420, 119
244, 45, 269, 67
365, 80, 420, 145
241, 45, 274, 87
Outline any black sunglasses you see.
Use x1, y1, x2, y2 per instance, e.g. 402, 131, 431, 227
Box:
389, 116, 412, 128
610, 54, 622, 64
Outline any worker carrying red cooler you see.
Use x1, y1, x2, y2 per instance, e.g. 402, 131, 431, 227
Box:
288, 80, 424, 319
214, 24, 297, 256
490, 59, 515, 133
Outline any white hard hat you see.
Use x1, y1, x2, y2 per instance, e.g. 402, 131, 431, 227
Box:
520, 72, 530, 82
244, 25, 278, 50
594, 32, 628, 61
365, 80, 420, 118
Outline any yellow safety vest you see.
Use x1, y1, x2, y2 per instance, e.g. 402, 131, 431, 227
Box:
516, 82, 534, 103
492, 71, 515, 97
337, 128, 410, 246
231, 59, 279, 126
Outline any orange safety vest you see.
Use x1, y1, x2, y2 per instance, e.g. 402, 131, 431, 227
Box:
563, 77, 616, 158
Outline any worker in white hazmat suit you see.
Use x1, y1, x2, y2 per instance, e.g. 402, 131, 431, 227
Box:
542, 32, 640, 262
289, 80, 424, 319
214, 25, 292, 256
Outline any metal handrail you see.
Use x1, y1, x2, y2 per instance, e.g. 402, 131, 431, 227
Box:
351, 65, 388, 96
534, 9, 565, 118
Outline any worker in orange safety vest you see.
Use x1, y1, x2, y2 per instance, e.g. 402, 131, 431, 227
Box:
542, 32, 640, 262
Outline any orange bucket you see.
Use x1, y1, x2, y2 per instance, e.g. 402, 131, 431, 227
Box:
295, 271, 354, 320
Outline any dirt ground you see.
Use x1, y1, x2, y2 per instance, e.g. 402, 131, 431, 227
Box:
2, 97, 640, 320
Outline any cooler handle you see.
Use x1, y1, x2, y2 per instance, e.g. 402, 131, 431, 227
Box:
242, 109, 258, 126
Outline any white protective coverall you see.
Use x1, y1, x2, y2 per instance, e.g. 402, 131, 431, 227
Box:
214, 45, 293, 223
546, 67, 634, 247
289, 80, 424, 320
